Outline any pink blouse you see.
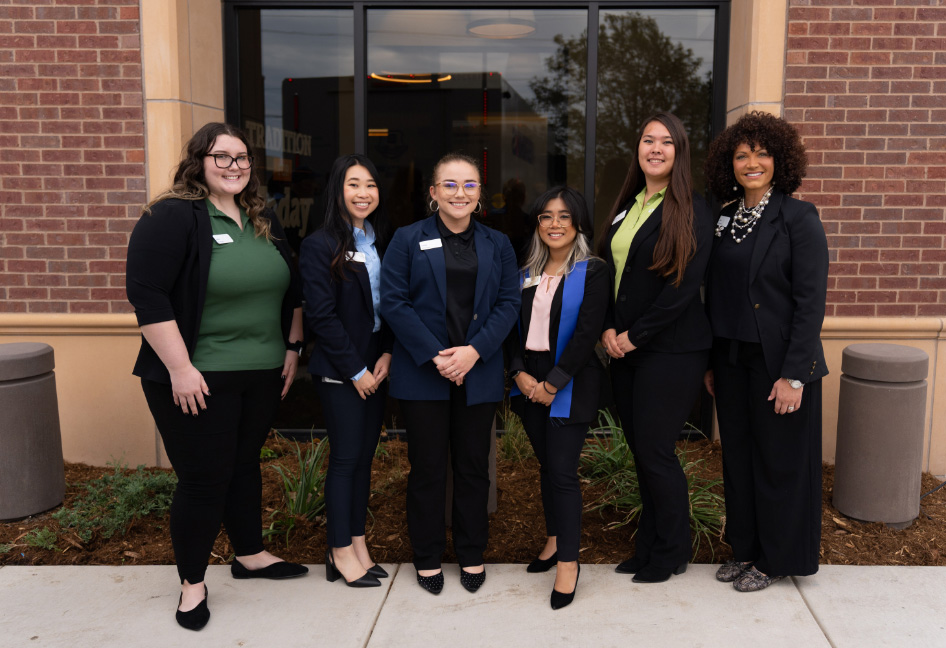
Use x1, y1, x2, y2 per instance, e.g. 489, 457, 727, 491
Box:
525, 273, 563, 352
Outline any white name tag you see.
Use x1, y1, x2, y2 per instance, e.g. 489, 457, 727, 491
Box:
419, 238, 442, 250
716, 216, 731, 228
212, 233, 234, 244
612, 210, 627, 225
321, 376, 343, 384
523, 276, 540, 289
345, 251, 367, 263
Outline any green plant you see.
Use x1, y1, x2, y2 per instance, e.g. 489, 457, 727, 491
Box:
498, 405, 534, 463
0, 543, 12, 554
265, 439, 330, 545
24, 527, 58, 551
52, 462, 177, 543
580, 410, 725, 558
260, 446, 278, 460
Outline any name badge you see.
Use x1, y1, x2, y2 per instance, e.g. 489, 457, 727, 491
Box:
716, 216, 731, 228
321, 376, 343, 384
612, 210, 627, 225
523, 276, 540, 289
345, 251, 367, 263
419, 238, 443, 251
212, 233, 234, 244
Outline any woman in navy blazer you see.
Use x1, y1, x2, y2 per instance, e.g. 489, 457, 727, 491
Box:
506, 186, 608, 610
381, 152, 519, 595
299, 154, 393, 588
703, 112, 828, 592
599, 112, 714, 584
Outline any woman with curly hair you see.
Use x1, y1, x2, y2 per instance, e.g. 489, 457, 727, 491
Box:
599, 112, 714, 584
703, 111, 828, 592
127, 122, 308, 630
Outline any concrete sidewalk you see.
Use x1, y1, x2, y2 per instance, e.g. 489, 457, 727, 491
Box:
1, 563, 943, 647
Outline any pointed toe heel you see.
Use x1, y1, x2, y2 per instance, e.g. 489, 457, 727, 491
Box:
367, 564, 389, 579
325, 549, 381, 588
526, 552, 558, 573
460, 568, 486, 593
550, 564, 579, 610
416, 571, 444, 595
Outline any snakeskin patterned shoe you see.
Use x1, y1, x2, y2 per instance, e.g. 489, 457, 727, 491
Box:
733, 567, 784, 592
715, 560, 752, 583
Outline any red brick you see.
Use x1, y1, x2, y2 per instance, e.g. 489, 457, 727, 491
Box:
848, 80, 889, 93
899, 290, 939, 303
914, 95, 946, 108
871, 66, 914, 80
849, 51, 891, 65
75, 7, 117, 20
921, 250, 946, 263
879, 277, 918, 289
70, 302, 108, 314
866, 152, 907, 165
917, 305, 946, 316
856, 291, 897, 303
893, 52, 934, 65
787, 65, 828, 79
832, 95, 868, 108
62, 163, 103, 176
839, 221, 880, 234
880, 250, 920, 262
917, 67, 946, 80
880, 221, 921, 235
829, 66, 871, 79
13, 21, 55, 34
827, 291, 858, 304
867, 122, 909, 136
65, 246, 106, 260
878, 304, 918, 316
789, 7, 831, 21
874, 8, 915, 20
56, 20, 97, 35
884, 166, 925, 179
829, 37, 872, 50
48, 287, 88, 300
836, 305, 876, 316
902, 263, 943, 276
77, 35, 118, 49
851, 22, 890, 36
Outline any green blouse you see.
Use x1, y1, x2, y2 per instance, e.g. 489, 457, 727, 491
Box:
611, 187, 666, 297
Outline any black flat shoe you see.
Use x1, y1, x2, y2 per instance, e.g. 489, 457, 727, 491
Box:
614, 555, 647, 574
460, 568, 486, 593
550, 564, 580, 610
325, 549, 381, 588
526, 552, 558, 573
416, 571, 444, 595
632, 562, 687, 584
367, 564, 389, 578
231, 559, 309, 580
175, 585, 209, 631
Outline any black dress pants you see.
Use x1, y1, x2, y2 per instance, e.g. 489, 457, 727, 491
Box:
317, 333, 387, 548
711, 339, 822, 577
400, 385, 496, 570
610, 350, 708, 569
141, 368, 282, 585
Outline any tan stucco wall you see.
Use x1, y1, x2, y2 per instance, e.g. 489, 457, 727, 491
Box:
726, 0, 788, 123
141, 0, 225, 198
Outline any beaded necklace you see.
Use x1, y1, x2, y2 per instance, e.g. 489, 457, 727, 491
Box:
718, 186, 775, 243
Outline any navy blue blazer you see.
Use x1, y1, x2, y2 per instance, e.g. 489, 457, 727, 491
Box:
299, 228, 393, 381
707, 191, 829, 383
380, 215, 520, 405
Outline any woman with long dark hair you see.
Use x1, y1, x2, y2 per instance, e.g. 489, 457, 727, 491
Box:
381, 152, 519, 595
299, 154, 393, 588
507, 186, 608, 609
126, 122, 308, 631
598, 112, 713, 584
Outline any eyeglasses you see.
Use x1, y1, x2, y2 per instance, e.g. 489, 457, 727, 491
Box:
538, 213, 572, 228
436, 181, 480, 194
206, 154, 253, 169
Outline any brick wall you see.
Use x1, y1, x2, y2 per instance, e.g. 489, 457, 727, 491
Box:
785, 0, 946, 317
0, 0, 142, 314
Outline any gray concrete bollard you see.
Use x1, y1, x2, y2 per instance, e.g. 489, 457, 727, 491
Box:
0, 342, 66, 520
833, 343, 929, 528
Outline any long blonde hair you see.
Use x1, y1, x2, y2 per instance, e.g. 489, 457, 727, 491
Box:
522, 186, 597, 279
144, 122, 272, 239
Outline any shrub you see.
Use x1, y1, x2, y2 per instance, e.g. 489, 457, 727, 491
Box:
24, 527, 58, 551
265, 438, 329, 545
499, 405, 534, 463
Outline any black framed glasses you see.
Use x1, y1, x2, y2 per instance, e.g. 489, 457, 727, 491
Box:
538, 213, 572, 228
436, 181, 480, 194
206, 154, 254, 169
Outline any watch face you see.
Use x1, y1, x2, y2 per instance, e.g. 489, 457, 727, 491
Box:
788, 380, 802, 389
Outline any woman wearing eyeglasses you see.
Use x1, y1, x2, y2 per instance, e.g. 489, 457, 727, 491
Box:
381, 152, 520, 595
506, 186, 608, 609
127, 122, 307, 632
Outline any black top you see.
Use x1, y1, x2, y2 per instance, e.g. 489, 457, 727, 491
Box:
437, 214, 478, 347
707, 229, 761, 343
125, 198, 302, 384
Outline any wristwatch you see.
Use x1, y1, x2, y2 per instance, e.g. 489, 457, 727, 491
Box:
784, 378, 803, 389
287, 340, 305, 356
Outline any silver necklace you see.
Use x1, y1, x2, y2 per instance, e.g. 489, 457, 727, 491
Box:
727, 186, 774, 243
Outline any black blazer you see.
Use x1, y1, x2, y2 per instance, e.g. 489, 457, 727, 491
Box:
602, 192, 714, 353
506, 258, 609, 424
126, 198, 302, 384
298, 228, 393, 381
707, 191, 829, 383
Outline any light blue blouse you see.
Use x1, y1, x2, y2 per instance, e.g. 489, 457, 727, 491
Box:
351, 221, 381, 380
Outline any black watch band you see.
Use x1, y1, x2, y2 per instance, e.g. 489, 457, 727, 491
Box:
287, 340, 304, 356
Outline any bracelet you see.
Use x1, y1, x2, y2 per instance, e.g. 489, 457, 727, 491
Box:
542, 382, 557, 395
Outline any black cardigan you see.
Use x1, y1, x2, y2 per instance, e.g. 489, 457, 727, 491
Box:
506, 258, 610, 424
126, 198, 302, 384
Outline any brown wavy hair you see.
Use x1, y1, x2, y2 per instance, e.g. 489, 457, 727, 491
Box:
704, 110, 809, 204
428, 152, 484, 214
597, 112, 696, 287
144, 122, 271, 239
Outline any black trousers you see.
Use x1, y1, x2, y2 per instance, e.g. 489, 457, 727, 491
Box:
317, 333, 387, 548
141, 368, 282, 585
711, 339, 822, 577
400, 386, 496, 570
610, 350, 707, 569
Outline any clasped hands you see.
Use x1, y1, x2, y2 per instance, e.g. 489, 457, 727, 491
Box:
353, 352, 392, 400
600, 328, 636, 358
514, 371, 557, 406
433, 345, 480, 385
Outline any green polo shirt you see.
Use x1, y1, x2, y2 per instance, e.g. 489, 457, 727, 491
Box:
611, 187, 666, 297
191, 199, 290, 371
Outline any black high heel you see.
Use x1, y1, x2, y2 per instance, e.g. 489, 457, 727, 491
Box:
325, 549, 381, 588
614, 555, 647, 574
550, 564, 579, 610
632, 561, 687, 584
526, 552, 558, 573
175, 584, 209, 631
367, 564, 389, 578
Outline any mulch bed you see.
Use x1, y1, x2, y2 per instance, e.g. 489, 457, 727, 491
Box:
3, 435, 945, 568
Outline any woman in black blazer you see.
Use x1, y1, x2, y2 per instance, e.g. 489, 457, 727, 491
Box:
598, 112, 713, 584
703, 111, 828, 592
299, 154, 393, 588
506, 186, 608, 610
126, 122, 308, 631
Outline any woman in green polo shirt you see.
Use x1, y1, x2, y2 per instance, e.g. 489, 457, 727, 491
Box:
127, 122, 308, 632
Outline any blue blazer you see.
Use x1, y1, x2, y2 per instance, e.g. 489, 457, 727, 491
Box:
380, 215, 520, 405
299, 229, 393, 381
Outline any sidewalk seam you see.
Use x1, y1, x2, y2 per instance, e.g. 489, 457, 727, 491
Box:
792, 576, 838, 648
362, 563, 400, 648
